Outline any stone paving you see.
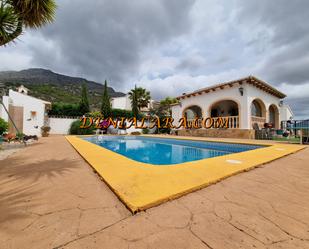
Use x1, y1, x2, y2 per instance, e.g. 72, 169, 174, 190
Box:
0, 136, 308, 249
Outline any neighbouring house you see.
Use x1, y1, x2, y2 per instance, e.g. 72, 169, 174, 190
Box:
111, 94, 159, 113
171, 76, 293, 139
0, 86, 51, 137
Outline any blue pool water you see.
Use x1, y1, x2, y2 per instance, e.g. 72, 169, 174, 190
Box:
83, 136, 264, 165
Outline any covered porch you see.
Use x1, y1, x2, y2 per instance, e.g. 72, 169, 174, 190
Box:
181, 97, 280, 131
183, 99, 240, 129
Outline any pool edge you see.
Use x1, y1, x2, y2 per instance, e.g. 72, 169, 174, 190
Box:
65, 135, 306, 213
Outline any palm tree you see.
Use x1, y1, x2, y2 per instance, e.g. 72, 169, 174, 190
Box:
0, 0, 56, 46
128, 86, 151, 111
130, 86, 139, 117
159, 97, 178, 115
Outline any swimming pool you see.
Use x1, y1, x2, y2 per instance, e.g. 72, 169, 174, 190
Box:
83, 136, 264, 165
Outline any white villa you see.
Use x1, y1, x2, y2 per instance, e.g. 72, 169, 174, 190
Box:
111, 94, 159, 113
171, 76, 293, 139
0, 85, 51, 137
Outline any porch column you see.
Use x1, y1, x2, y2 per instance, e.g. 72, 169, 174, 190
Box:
203, 106, 210, 119
240, 98, 251, 129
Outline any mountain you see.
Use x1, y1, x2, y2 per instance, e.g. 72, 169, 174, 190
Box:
0, 68, 125, 109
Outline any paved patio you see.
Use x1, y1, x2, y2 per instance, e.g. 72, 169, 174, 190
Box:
0, 136, 308, 249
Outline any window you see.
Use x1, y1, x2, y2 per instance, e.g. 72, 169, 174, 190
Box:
30, 111, 37, 120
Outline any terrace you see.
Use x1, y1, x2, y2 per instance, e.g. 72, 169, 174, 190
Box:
0, 136, 308, 249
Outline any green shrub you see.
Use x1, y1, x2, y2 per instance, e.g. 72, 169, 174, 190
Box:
48, 103, 83, 116
0, 118, 8, 135
49, 104, 145, 119
69, 120, 95, 135
86, 111, 102, 118
142, 128, 149, 134
16, 132, 25, 140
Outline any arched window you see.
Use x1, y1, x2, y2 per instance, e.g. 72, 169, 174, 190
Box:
183, 105, 202, 120
210, 100, 238, 117
251, 100, 262, 117
269, 104, 279, 128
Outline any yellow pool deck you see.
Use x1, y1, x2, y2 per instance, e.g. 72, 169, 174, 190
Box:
66, 135, 305, 213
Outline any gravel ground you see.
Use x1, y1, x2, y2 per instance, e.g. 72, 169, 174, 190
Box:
0, 143, 25, 160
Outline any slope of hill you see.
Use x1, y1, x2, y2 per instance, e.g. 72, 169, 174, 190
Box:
0, 68, 125, 109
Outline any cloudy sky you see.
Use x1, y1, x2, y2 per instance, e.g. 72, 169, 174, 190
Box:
1, 0, 309, 118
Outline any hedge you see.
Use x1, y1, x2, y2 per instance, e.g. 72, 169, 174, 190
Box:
49, 103, 144, 119
48, 103, 84, 116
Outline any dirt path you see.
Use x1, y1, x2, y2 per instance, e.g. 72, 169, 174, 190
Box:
0, 136, 308, 249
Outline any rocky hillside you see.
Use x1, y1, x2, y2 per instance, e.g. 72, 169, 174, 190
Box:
0, 68, 125, 109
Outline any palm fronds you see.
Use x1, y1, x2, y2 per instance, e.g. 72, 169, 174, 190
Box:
0, 0, 56, 46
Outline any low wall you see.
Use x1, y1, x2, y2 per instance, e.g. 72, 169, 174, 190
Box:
176, 129, 255, 139
49, 117, 78, 135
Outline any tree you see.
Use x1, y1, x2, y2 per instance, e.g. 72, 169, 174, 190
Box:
130, 85, 139, 117
128, 86, 151, 111
101, 80, 111, 117
0, 0, 56, 46
159, 97, 179, 115
79, 84, 90, 115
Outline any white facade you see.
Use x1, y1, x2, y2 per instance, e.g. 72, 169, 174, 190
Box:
111, 95, 132, 110
0, 90, 51, 137
111, 94, 159, 113
171, 76, 293, 130
280, 104, 293, 121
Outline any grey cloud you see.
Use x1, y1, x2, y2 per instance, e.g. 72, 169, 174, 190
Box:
1, 0, 309, 118
237, 0, 309, 46
237, 0, 309, 86
176, 54, 206, 71
286, 97, 309, 120
29, 0, 196, 87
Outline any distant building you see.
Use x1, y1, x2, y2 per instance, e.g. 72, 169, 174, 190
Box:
0, 87, 51, 137
111, 94, 159, 113
171, 76, 293, 139
17, 85, 30, 95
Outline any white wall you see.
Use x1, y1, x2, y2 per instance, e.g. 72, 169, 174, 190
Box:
172, 84, 248, 128
245, 84, 282, 127
0, 96, 9, 122
280, 104, 293, 121
111, 95, 131, 110
172, 83, 285, 129
111, 94, 158, 112
49, 117, 78, 135
1, 90, 49, 137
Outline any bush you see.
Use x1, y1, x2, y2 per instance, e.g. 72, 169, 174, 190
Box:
142, 128, 149, 134
86, 111, 102, 118
48, 103, 83, 117
16, 132, 25, 140
156, 117, 171, 134
0, 118, 8, 135
49, 104, 146, 119
69, 120, 95, 135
